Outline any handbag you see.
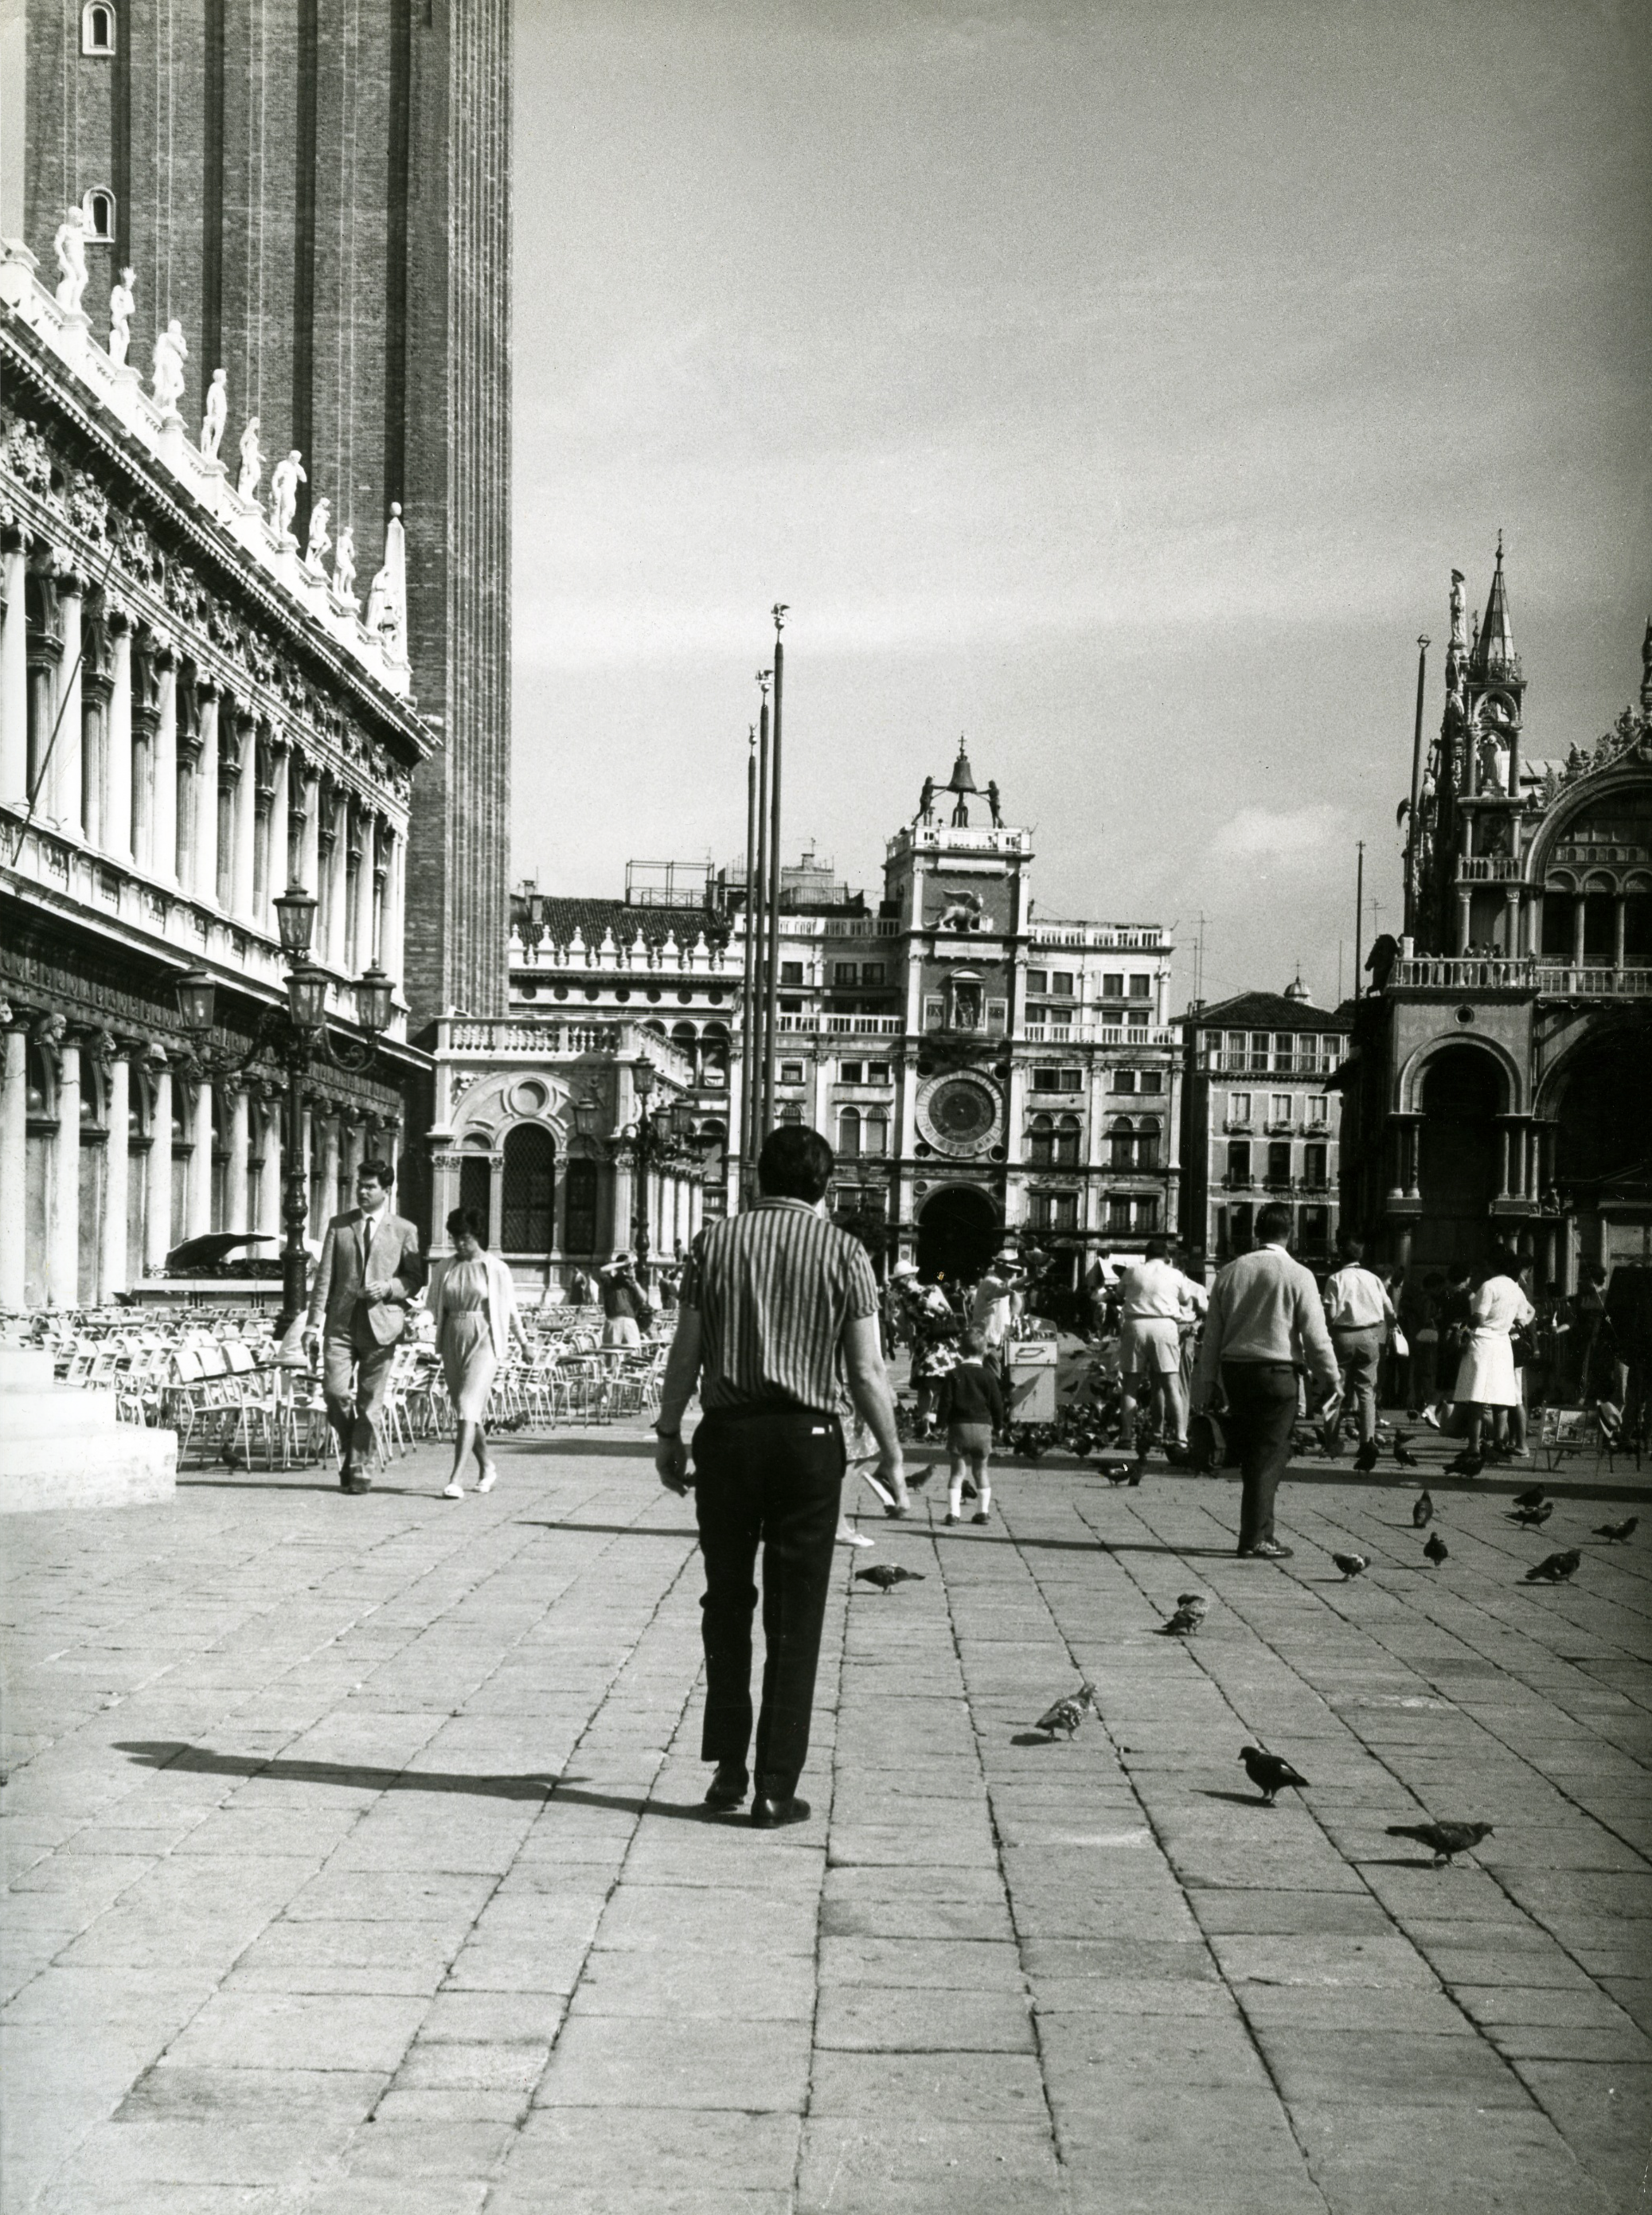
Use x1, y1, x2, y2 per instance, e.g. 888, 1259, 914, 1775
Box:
1390, 1328, 1409, 1360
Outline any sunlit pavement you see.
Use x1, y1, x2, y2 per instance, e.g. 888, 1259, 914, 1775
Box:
3, 1421, 1649, 2213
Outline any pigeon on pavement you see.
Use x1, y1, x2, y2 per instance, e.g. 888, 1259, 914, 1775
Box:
1393, 1432, 1421, 1469
1595, 1516, 1638, 1543
1525, 1549, 1581, 1584
855, 1565, 925, 1594
1387, 1819, 1494, 1865
1332, 1553, 1369, 1581
1239, 1745, 1310, 1804
1509, 1500, 1554, 1529
1512, 1485, 1547, 1510
1424, 1532, 1449, 1567
1446, 1448, 1484, 1478
1412, 1490, 1434, 1529
1033, 1683, 1097, 1739
1158, 1595, 1209, 1637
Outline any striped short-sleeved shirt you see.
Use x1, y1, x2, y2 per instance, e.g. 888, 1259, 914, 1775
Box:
679, 1198, 880, 1415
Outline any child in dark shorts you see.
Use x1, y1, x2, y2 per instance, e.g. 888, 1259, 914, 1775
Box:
936, 1330, 1007, 1525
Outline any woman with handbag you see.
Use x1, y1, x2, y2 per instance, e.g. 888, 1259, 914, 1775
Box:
1451, 1250, 1537, 1465
429, 1207, 529, 1498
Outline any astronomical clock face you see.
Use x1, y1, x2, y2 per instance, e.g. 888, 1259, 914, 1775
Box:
916, 1073, 1002, 1158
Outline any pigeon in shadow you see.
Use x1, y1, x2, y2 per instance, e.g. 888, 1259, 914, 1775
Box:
1412, 1489, 1434, 1529
1525, 1549, 1580, 1584
1353, 1440, 1380, 1475
1509, 1500, 1553, 1530
1393, 1432, 1421, 1470
1239, 1745, 1309, 1805
1512, 1485, 1547, 1510
1445, 1448, 1484, 1478
1332, 1553, 1369, 1582
1424, 1532, 1449, 1568
1033, 1683, 1097, 1740
1595, 1516, 1638, 1543
855, 1565, 925, 1594
1386, 1819, 1493, 1865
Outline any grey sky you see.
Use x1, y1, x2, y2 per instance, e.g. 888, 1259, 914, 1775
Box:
512, 0, 1650, 1008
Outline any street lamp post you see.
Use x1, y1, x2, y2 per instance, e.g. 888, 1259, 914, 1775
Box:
624, 1055, 697, 1280
172, 881, 396, 1338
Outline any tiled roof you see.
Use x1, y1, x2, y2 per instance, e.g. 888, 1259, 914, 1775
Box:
1180, 990, 1353, 1033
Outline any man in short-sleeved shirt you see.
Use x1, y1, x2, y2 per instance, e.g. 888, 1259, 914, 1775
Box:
655, 1124, 905, 1830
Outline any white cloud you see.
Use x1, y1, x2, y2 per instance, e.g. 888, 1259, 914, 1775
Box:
1209, 804, 1349, 868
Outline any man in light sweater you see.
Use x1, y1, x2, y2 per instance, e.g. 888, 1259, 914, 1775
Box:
1322, 1233, 1396, 1452
1115, 1237, 1205, 1453
1191, 1202, 1338, 1560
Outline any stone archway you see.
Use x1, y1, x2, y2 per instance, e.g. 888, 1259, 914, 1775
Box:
916, 1185, 998, 1285
1415, 1045, 1502, 1273
1552, 1027, 1652, 1272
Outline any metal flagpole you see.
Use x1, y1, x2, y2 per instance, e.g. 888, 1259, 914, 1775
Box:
738, 725, 759, 1194
1354, 840, 1365, 1001
762, 605, 788, 1144
752, 670, 773, 1164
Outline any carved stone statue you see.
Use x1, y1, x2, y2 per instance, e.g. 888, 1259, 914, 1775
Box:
365, 502, 408, 656
236, 418, 263, 502
107, 267, 135, 365
986, 780, 1002, 827
332, 522, 356, 603
53, 207, 89, 316
269, 450, 307, 541
150, 318, 188, 415
1449, 568, 1466, 650
304, 497, 331, 569
199, 369, 228, 461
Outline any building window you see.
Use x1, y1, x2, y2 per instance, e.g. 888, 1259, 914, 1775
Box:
1128, 973, 1150, 998
1135, 1195, 1161, 1233
1031, 1066, 1084, 1094
778, 1104, 804, 1124
1271, 1093, 1292, 1123
1111, 1068, 1138, 1093
564, 1158, 599, 1254
1249, 1033, 1271, 1072
1267, 1140, 1292, 1189
1110, 1115, 1158, 1170
1101, 974, 1124, 999
1138, 1070, 1163, 1094
1106, 1195, 1132, 1233
1031, 1192, 1079, 1231
1050, 971, 1075, 998
780, 961, 803, 986
839, 1060, 864, 1084
779, 1061, 805, 1085
1025, 968, 1049, 994
863, 1114, 888, 1157
1227, 1139, 1252, 1185
83, 187, 117, 240
834, 962, 859, 986
1302, 1143, 1328, 1190
501, 1126, 555, 1252
1028, 1115, 1054, 1166
1055, 1114, 1082, 1166
868, 1061, 890, 1084
1299, 1205, 1330, 1254
1228, 1092, 1252, 1122
459, 1151, 490, 1225
861, 963, 886, 986
837, 1107, 861, 1158
1306, 1095, 1328, 1126
82, 2, 115, 54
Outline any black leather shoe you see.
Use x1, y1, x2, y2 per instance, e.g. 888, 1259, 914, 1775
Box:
342, 1472, 372, 1494
750, 1795, 810, 1830
703, 1764, 748, 1811
1237, 1538, 1292, 1559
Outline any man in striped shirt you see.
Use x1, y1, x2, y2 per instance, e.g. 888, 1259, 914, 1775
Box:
654, 1125, 907, 1829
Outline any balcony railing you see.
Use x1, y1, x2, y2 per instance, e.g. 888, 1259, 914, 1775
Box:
1392, 955, 1652, 998
777, 1014, 903, 1036
1458, 855, 1522, 881
1024, 1022, 1177, 1046
434, 1018, 695, 1085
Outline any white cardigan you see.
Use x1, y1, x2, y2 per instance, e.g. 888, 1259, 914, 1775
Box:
430, 1250, 521, 1364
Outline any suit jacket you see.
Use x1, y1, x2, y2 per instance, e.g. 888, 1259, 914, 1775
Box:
308, 1209, 424, 1347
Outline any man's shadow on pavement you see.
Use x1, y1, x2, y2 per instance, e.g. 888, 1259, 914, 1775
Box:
114, 1743, 710, 1821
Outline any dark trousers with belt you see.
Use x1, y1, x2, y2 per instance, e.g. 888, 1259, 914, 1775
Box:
691, 1407, 844, 1801
1220, 1361, 1299, 1549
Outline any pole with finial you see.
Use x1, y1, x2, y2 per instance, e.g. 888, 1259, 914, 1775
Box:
761, 605, 788, 1147
1354, 840, 1365, 1002
738, 723, 760, 1194
1404, 635, 1429, 940
752, 670, 773, 1166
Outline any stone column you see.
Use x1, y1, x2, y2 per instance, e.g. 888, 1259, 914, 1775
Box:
1614, 893, 1628, 971
264, 739, 289, 925
0, 1021, 27, 1310
611, 1157, 635, 1258
318, 1111, 342, 1225
186, 1080, 214, 1239
101, 1050, 131, 1300
350, 808, 375, 976
225, 1085, 250, 1229
1571, 897, 1587, 971
299, 764, 321, 903
49, 1039, 81, 1307
232, 705, 257, 920
105, 611, 133, 865
144, 1062, 173, 1274
255, 1091, 284, 1241
0, 528, 26, 807
189, 681, 221, 902
381, 830, 406, 996
321, 787, 348, 971
370, 819, 389, 963
151, 647, 178, 887
1455, 888, 1471, 957
1504, 887, 1521, 959
52, 569, 84, 831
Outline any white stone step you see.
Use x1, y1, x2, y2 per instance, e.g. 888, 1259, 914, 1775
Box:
2, 1386, 122, 1440
1, 1427, 176, 1513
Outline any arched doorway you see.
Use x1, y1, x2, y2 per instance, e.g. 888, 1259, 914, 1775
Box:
501, 1125, 556, 1254
1554, 1027, 1652, 1271
1415, 1045, 1502, 1272
916, 1185, 998, 1285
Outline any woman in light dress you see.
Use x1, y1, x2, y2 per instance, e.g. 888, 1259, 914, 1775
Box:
429, 1208, 528, 1498
1451, 1249, 1537, 1463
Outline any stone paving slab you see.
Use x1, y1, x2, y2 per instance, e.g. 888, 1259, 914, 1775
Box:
3, 1427, 1650, 2210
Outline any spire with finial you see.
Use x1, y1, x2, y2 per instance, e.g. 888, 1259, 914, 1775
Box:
1470, 533, 1515, 678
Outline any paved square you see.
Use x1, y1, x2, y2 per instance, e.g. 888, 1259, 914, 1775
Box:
4, 1426, 1649, 2211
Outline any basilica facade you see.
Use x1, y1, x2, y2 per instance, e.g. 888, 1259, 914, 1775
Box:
1340, 549, 1652, 1288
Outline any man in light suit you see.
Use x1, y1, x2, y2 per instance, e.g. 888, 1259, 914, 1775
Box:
303, 1157, 424, 1493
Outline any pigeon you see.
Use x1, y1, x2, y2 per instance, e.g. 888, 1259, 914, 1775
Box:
1386, 1819, 1494, 1865
1412, 1489, 1434, 1529
1446, 1448, 1484, 1478
1158, 1595, 1209, 1637
1423, 1532, 1449, 1567
1595, 1516, 1638, 1544
1525, 1549, 1581, 1584
1317, 1421, 1345, 1460
1353, 1440, 1380, 1475
855, 1565, 925, 1594
1290, 1425, 1318, 1459
1392, 1431, 1421, 1470
1509, 1500, 1553, 1529
1238, 1745, 1310, 1804
1512, 1485, 1547, 1510
1332, 1553, 1369, 1581
1033, 1683, 1097, 1739
1127, 1449, 1147, 1488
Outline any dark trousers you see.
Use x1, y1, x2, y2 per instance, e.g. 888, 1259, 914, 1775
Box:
1220, 1361, 1298, 1549
691, 1408, 844, 1800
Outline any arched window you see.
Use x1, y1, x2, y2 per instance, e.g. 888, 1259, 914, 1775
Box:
83, 187, 117, 240
564, 1158, 599, 1254
82, 2, 115, 55
702, 1023, 730, 1088
837, 1107, 861, 1158
778, 1103, 804, 1124
501, 1125, 555, 1252
458, 1151, 490, 1226
1027, 1113, 1054, 1167
862, 1112, 888, 1158
1055, 1113, 1082, 1166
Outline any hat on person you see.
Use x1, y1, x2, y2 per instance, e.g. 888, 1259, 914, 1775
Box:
889, 1259, 919, 1279
994, 1248, 1020, 1266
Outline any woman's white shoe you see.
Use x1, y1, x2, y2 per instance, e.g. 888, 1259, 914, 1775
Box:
476, 1468, 497, 1494
442, 1481, 464, 1500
